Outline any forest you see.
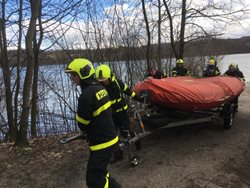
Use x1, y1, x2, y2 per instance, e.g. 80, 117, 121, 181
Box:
7, 36, 250, 66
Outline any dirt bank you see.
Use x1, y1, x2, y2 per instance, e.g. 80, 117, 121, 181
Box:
1, 84, 250, 188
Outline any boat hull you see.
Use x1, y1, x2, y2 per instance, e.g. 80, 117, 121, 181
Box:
134, 76, 245, 111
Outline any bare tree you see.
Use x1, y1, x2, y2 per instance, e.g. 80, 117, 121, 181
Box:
0, 0, 15, 141
15, 0, 85, 144
31, 0, 43, 138
163, 0, 248, 60
14, 0, 24, 140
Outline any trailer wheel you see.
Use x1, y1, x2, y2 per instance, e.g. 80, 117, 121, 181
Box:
223, 103, 235, 129
129, 155, 140, 167
142, 115, 169, 128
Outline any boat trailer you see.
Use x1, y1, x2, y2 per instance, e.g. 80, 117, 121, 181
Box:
60, 97, 236, 167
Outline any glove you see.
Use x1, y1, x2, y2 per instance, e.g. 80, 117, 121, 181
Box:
133, 95, 144, 103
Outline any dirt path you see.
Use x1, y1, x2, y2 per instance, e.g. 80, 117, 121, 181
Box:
112, 83, 250, 188
1, 84, 250, 188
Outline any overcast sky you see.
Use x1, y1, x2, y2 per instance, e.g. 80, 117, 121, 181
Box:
224, 18, 250, 38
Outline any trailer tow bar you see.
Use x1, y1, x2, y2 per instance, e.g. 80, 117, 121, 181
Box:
60, 133, 86, 144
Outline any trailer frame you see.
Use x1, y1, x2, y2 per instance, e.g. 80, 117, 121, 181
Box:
121, 100, 236, 166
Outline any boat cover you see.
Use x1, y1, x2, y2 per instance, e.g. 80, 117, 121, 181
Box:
133, 76, 245, 111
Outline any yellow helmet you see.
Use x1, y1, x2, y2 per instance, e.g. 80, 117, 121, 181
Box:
229, 63, 237, 68
65, 58, 95, 80
95, 64, 113, 81
208, 59, 215, 65
176, 59, 184, 64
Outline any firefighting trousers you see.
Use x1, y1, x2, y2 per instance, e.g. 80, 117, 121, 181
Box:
86, 143, 121, 188
112, 110, 131, 138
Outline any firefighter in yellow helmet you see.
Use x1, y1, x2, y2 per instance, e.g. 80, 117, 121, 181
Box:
65, 58, 121, 188
224, 63, 245, 81
223, 63, 245, 112
95, 64, 143, 161
171, 59, 190, 77
202, 58, 220, 77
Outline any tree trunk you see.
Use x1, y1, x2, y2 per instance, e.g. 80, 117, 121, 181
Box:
179, 0, 187, 59
157, 0, 162, 70
16, 0, 41, 146
141, 0, 151, 70
30, 48, 39, 138
31, 0, 43, 138
14, 0, 23, 138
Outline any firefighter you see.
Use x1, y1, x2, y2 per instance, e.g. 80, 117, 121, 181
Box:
223, 63, 245, 81
65, 58, 121, 188
202, 59, 220, 77
171, 59, 191, 77
223, 63, 245, 111
146, 66, 164, 79
95, 64, 143, 161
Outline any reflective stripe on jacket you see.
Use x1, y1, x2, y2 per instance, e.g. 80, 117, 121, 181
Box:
106, 77, 134, 113
77, 81, 117, 149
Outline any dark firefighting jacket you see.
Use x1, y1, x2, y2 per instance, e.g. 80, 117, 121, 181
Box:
76, 78, 118, 151
172, 67, 190, 77
105, 77, 139, 113
203, 65, 220, 77
224, 69, 245, 81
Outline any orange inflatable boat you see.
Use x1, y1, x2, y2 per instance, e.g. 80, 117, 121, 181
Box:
133, 76, 245, 111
